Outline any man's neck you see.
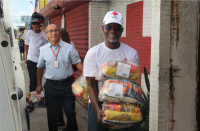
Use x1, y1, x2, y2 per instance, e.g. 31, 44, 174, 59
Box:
51, 40, 60, 47
105, 40, 120, 49
35, 30, 41, 34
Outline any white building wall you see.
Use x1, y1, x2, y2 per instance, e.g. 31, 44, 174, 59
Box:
172, 1, 198, 131
143, 0, 152, 37
150, 1, 198, 131
157, 1, 171, 130
88, 1, 109, 49
149, 0, 161, 130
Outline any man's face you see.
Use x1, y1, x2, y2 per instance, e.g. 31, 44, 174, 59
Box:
102, 23, 123, 43
32, 24, 41, 33
45, 25, 60, 43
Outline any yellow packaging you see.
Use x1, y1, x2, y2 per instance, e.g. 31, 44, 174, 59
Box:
104, 110, 142, 122
104, 66, 139, 80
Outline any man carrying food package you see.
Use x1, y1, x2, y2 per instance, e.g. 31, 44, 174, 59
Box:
83, 11, 142, 131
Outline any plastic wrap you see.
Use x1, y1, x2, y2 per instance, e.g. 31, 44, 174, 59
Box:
28, 91, 45, 106
97, 59, 140, 82
99, 79, 143, 104
72, 76, 88, 103
102, 102, 142, 129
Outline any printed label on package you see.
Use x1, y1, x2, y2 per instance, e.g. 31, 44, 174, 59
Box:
116, 62, 131, 78
108, 83, 123, 97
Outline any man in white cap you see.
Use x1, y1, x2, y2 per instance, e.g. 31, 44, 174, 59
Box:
84, 11, 142, 131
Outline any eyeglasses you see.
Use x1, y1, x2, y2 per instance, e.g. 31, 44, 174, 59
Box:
105, 25, 122, 31
46, 29, 60, 34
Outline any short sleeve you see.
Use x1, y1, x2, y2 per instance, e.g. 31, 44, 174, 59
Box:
83, 50, 98, 77
69, 46, 81, 65
132, 51, 139, 66
44, 35, 49, 43
70, 41, 75, 48
25, 31, 30, 45
37, 47, 45, 68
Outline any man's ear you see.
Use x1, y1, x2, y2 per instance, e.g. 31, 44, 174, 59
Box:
45, 33, 48, 37
102, 25, 104, 31
121, 27, 124, 33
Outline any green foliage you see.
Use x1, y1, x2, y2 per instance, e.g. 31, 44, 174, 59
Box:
140, 67, 150, 131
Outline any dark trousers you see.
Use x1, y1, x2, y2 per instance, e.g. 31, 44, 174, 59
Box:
57, 101, 64, 123
27, 60, 37, 92
44, 77, 78, 131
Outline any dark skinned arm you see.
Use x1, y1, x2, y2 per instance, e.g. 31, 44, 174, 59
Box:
36, 67, 44, 94
86, 77, 112, 128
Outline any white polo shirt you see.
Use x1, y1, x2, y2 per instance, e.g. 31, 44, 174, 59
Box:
25, 30, 48, 63
84, 42, 139, 91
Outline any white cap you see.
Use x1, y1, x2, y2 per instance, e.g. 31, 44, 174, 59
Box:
103, 11, 123, 26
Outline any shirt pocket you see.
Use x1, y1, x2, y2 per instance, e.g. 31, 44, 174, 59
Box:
60, 55, 71, 70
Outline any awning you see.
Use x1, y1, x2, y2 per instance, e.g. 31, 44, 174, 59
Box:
40, 0, 90, 19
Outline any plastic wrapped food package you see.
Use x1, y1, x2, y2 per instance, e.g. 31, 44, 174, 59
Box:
102, 102, 142, 124
97, 59, 140, 82
99, 79, 143, 104
72, 76, 89, 103
28, 91, 45, 106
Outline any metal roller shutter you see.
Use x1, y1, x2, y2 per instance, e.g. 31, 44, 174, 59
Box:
64, 3, 89, 79
49, 15, 61, 28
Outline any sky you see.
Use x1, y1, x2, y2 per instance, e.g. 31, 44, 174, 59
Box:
7, 0, 36, 29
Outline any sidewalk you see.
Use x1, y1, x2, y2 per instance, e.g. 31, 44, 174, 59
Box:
21, 60, 88, 131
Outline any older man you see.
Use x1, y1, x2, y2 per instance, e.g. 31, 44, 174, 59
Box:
84, 11, 142, 131
37, 24, 82, 131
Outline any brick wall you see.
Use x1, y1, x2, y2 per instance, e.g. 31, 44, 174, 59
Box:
88, 1, 108, 48
149, 0, 160, 130
149, 1, 171, 130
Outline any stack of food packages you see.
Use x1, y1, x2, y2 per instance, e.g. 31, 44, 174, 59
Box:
97, 59, 142, 129
72, 76, 89, 103
27, 91, 45, 106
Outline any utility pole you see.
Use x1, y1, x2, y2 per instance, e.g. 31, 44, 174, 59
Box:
35, 0, 38, 12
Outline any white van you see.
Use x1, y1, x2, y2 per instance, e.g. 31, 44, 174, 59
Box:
0, 0, 29, 130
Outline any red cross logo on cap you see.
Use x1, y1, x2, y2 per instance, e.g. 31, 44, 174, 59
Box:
111, 12, 118, 16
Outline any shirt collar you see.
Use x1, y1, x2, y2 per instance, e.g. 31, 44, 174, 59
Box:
48, 39, 63, 47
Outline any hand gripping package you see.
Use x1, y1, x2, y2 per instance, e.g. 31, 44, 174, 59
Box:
72, 76, 89, 103
96, 59, 140, 83
28, 91, 45, 106
99, 79, 143, 104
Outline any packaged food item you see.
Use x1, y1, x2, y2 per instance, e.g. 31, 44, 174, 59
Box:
28, 91, 45, 106
99, 79, 142, 104
72, 76, 88, 103
97, 59, 140, 82
102, 102, 141, 113
102, 103, 142, 124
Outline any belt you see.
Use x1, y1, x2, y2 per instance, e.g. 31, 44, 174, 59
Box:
47, 76, 72, 84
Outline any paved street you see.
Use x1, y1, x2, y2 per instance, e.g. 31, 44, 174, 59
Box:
21, 60, 88, 131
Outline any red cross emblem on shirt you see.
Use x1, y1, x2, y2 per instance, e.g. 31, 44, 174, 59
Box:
111, 12, 118, 16
41, 37, 43, 39
124, 58, 128, 61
